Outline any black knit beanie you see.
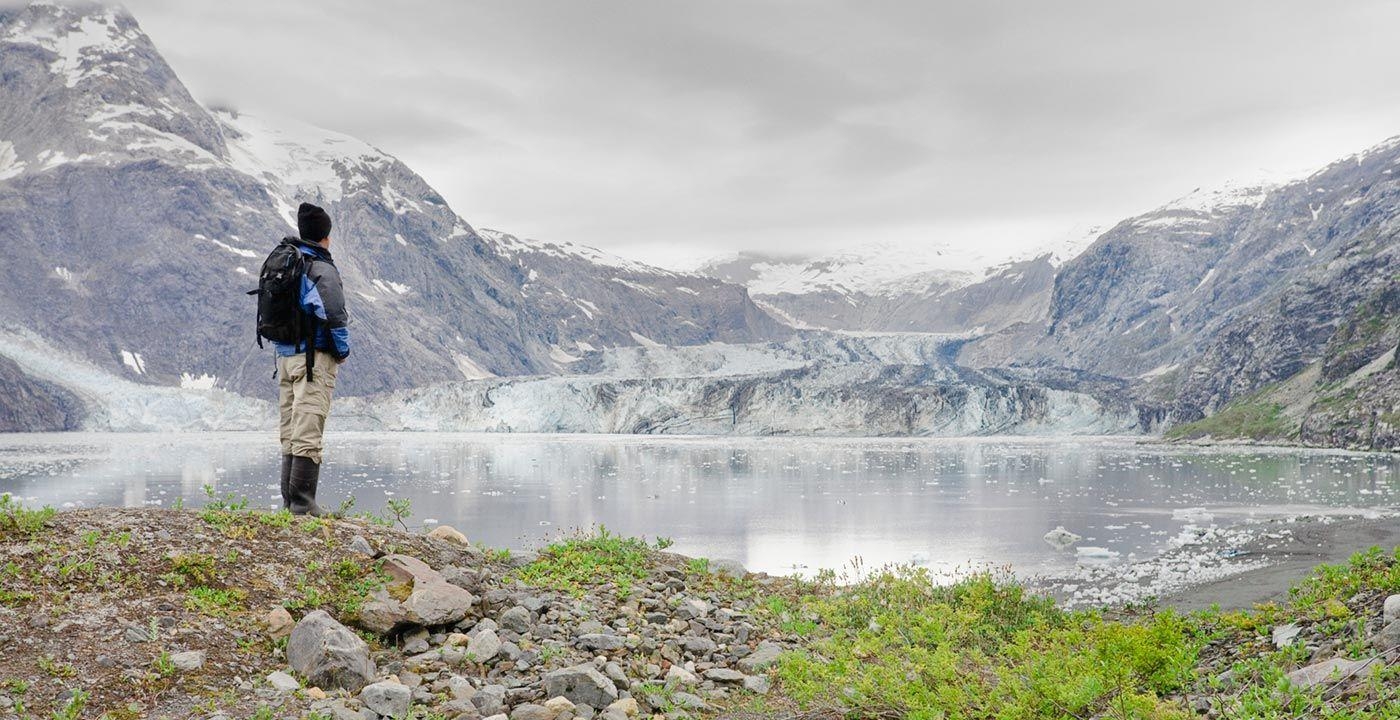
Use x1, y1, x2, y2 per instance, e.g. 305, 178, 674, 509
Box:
297, 202, 332, 241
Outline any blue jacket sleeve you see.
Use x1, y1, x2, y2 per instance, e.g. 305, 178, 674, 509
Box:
300, 262, 352, 360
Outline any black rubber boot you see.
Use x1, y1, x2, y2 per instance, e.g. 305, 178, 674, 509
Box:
279, 454, 293, 510
288, 455, 333, 517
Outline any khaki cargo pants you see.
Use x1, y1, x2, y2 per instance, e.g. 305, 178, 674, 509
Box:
278, 351, 339, 465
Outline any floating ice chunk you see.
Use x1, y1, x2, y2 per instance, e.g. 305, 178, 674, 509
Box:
1043, 525, 1082, 550
1075, 546, 1120, 564
1172, 507, 1214, 523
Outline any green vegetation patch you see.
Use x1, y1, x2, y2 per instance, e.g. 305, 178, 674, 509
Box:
1166, 396, 1294, 441
512, 526, 667, 596
0, 493, 55, 539
773, 568, 1199, 719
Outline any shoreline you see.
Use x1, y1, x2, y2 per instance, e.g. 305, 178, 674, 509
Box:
1159, 513, 1400, 611
1034, 510, 1400, 611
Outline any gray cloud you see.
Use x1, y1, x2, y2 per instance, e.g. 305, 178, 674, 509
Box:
120, 0, 1400, 268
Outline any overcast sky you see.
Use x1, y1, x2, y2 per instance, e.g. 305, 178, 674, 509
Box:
123, 0, 1400, 269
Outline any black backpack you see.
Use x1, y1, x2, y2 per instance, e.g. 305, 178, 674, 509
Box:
248, 239, 320, 378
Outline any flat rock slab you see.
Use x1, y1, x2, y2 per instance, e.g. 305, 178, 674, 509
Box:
1286, 658, 1373, 690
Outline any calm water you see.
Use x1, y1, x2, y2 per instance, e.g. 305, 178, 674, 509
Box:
2, 433, 1397, 577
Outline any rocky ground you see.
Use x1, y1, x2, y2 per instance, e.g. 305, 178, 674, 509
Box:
5, 498, 1400, 719
0, 501, 801, 720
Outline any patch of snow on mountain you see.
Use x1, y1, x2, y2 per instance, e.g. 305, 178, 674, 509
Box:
119, 350, 145, 374
629, 331, 664, 348
217, 110, 388, 203
0, 141, 24, 181
454, 353, 495, 380
371, 279, 410, 295
478, 228, 680, 277
1158, 180, 1275, 216
179, 373, 217, 390
196, 234, 257, 258
549, 345, 582, 364
3, 4, 137, 88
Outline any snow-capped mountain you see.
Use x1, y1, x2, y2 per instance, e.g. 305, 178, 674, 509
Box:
699, 224, 1102, 301
697, 224, 1103, 334
0, 1, 787, 401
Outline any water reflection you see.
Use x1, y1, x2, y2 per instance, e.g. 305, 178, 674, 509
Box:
1, 433, 1396, 577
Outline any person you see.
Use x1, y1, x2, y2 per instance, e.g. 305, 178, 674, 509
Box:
275, 202, 351, 516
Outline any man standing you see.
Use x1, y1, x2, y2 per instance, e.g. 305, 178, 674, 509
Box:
272, 202, 350, 516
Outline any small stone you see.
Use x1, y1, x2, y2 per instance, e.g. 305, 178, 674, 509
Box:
544, 696, 577, 715
403, 627, 431, 654
742, 675, 770, 694
1376, 619, 1400, 650
671, 691, 706, 710
349, 535, 376, 556
123, 623, 151, 644
737, 641, 783, 673
1385, 594, 1400, 626
265, 607, 295, 639
360, 680, 412, 719
679, 636, 717, 655
429, 525, 470, 545
510, 703, 553, 720
707, 558, 748, 578
467, 628, 503, 662
605, 697, 639, 717
266, 670, 301, 693
448, 674, 476, 700
304, 687, 326, 700
703, 668, 744, 683
1272, 623, 1302, 648
169, 649, 205, 671
473, 684, 508, 716
500, 606, 533, 634
664, 665, 699, 687
676, 598, 711, 620
577, 633, 626, 652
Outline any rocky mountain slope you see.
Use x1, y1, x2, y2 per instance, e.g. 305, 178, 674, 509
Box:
0, 354, 80, 432
0, 2, 787, 402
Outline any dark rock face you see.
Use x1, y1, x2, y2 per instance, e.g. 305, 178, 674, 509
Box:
0, 3, 787, 400
0, 355, 82, 431
960, 142, 1400, 446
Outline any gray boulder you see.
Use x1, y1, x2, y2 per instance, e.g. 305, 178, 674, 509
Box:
169, 649, 205, 671
472, 684, 507, 716
286, 610, 376, 692
1384, 594, 1400, 626
737, 640, 783, 673
542, 664, 619, 710
359, 681, 412, 719
577, 633, 627, 652
499, 606, 533, 634
467, 628, 503, 663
